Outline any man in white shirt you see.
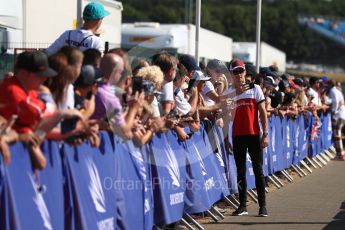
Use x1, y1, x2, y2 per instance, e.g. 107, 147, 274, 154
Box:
328, 80, 345, 160
227, 59, 269, 217
46, 2, 110, 55
152, 53, 178, 115
173, 64, 192, 116
202, 59, 229, 106
308, 77, 322, 106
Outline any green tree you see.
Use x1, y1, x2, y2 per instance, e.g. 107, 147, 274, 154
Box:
122, 0, 345, 68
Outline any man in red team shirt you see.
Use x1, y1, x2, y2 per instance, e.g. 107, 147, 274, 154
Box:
0, 51, 82, 169
229, 60, 269, 217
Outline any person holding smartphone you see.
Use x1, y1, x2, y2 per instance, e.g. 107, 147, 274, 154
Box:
92, 53, 144, 139
0, 51, 83, 170
225, 59, 269, 217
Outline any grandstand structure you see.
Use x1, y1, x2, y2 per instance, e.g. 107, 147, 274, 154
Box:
298, 16, 345, 47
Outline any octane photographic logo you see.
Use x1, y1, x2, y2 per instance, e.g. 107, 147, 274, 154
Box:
28, 173, 53, 230
86, 158, 106, 213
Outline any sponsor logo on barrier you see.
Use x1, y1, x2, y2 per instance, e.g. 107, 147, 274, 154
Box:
97, 217, 114, 230
166, 148, 181, 187
131, 148, 147, 181
191, 144, 208, 176
223, 173, 227, 182
170, 192, 184, 205
246, 153, 252, 163
86, 158, 107, 213
199, 158, 207, 176
287, 126, 291, 148
215, 151, 225, 167
29, 173, 53, 230
205, 177, 215, 191
302, 142, 307, 152
327, 133, 332, 139
144, 199, 150, 214
249, 168, 254, 176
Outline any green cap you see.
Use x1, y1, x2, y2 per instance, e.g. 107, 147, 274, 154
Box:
83, 2, 110, 20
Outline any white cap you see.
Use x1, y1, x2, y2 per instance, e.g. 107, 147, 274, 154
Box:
191, 70, 211, 81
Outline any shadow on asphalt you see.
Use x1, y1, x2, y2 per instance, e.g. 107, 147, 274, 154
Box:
323, 200, 345, 230
205, 222, 330, 226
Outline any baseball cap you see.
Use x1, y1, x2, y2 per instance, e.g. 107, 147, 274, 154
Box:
320, 76, 329, 84
263, 76, 277, 89
83, 2, 110, 20
288, 78, 300, 89
207, 59, 228, 74
309, 77, 322, 85
292, 78, 305, 87
179, 54, 201, 72
260, 67, 278, 79
229, 59, 245, 72
245, 62, 257, 76
142, 80, 162, 95
269, 90, 283, 108
278, 79, 290, 91
16, 51, 57, 77
191, 70, 211, 81
74, 65, 96, 87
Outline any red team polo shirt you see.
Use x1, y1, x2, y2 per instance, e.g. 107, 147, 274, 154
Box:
0, 77, 45, 133
232, 84, 265, 137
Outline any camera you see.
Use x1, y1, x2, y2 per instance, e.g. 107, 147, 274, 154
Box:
214, 80, 222, 88
166, 109, 180, 120
132, 76, 156, 95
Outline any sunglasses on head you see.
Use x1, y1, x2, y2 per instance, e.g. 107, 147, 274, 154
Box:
231, 68, 245, 75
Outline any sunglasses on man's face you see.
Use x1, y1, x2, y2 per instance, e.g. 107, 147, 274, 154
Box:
231, 68, 245, 75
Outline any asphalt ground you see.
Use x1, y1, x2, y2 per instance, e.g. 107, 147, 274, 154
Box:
203, 158, 345, 230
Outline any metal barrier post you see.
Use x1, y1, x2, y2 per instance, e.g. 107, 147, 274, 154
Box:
291, 164, 304, 177
205, 210, 219, 222
315, 155, 327, 165
324, 149, 335, 159
181, 218, 196, 230
229, 194, 241, 206
300, 160, 313, 174
305, 157, 318, 169
249, 189, 258, 199
320, 152, 330, 161
329, 146, 336, 154
247, 190, 258, 203
268, 176, 281, 189
295, 164, 308, 176
184, 213, 205, 230
211, 206, 225, 219
272, 174, 285, 187
223, 196, 238, 209
311, 157, 323, 168
281, 170, 294, 182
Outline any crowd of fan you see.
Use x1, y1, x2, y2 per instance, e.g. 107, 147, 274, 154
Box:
0, 44, 343, 169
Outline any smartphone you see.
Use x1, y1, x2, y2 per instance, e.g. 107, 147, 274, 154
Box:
214, 81, 222, 88
61, 117, 78, 134
132, 76, 143, 95
186, 132, 194, 138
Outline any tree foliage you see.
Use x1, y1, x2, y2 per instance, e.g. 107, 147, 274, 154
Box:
122, 0, 345, 67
